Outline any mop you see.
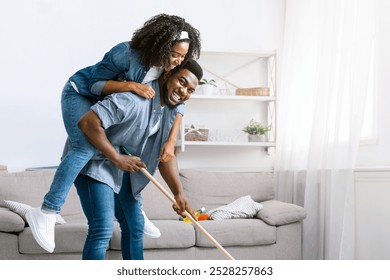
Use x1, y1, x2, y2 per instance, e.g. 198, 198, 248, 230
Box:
120, 146, 235, 260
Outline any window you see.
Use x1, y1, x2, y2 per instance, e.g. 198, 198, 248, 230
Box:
360, 40, 377, 143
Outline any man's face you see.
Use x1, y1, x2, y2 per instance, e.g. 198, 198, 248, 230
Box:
162, 68, 198, 107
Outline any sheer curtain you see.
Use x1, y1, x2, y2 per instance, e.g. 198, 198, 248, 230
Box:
275, 0, 375, 259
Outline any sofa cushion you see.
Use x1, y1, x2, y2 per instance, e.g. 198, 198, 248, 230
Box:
0, 207, 25, 233
180, 170, 275, 212
194, 219, 276, 247
110, 220, 195, 250
18, 222, 87, 254
256, 200, 307, 226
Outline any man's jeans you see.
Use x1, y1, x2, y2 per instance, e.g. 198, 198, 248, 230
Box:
74, 174, 115, 260
115, 172, 144, 260
42, 81, 96, 213
75, 173, 144, 260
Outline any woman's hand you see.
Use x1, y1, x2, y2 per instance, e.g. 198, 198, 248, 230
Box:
102, 80, 155, 98
114, 154, 146, 173
129, 82, 155, 99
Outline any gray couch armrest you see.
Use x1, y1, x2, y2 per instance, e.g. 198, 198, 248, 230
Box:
0, 207, 25, 233
256, 200, 307, 226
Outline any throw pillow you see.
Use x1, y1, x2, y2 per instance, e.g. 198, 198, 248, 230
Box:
255, 200, 307, 226
3, 200, 66, 225
207, 195, 263, 221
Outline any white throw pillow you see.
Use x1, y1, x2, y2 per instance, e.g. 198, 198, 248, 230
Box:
207, 195, 263, 220
3, 200, 66, 225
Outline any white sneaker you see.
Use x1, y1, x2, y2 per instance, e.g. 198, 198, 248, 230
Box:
25, 207, 56, 253
142, 210, 161, 238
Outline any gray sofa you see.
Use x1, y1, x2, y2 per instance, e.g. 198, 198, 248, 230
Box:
0, 168, 306, 260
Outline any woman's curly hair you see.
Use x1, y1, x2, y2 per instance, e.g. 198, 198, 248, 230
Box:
131, 14, 201, 68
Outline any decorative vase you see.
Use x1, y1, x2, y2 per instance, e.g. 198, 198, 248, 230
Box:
259, 134, 267, 142
248, 135, 261, 142
201, 84, 215, 95
248, 134, 267, 142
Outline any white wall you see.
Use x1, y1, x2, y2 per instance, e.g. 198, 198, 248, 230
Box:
354, 170, 390, 259
0, 0, 285, 171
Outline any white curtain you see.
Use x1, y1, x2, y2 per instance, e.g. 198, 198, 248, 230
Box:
275, 0, 375, 259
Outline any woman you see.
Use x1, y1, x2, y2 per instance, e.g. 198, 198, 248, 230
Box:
26, 14, 201, 253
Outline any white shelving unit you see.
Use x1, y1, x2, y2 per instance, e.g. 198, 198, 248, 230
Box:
178, 50, 277, 157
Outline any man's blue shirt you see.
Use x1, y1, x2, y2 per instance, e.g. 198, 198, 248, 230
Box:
80, 80, 184, 198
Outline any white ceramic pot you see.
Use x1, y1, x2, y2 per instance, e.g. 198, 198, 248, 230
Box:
248, 134, 267, 142
201, 84, 215, 95
248, 135, 261, 142
260, 134, 268, 142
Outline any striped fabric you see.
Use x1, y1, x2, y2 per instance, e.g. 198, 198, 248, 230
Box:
3, 200, 66, 224
207, 195, 263, 221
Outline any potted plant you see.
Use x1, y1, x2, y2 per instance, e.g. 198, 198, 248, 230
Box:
199, 78, 217, 95
242, 119, 271, 142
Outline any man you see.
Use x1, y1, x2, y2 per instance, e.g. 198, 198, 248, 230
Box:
74, 59, 202, 259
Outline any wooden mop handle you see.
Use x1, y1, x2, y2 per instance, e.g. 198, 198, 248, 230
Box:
140, 168, 235, 260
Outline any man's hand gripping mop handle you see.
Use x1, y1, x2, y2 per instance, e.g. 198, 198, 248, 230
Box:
120, 146, 235, 260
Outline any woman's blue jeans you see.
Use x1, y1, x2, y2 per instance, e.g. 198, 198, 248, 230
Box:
42, 81, 96, 213
74, 173, 144, 260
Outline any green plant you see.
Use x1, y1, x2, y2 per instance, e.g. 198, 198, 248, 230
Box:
242, 119, 271, 135
199, 78, 217, 87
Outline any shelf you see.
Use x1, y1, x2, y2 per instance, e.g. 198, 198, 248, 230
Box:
189, 95, 275, 102
200, 50, 276, 57
179, 50, 277, 159
180, 141, 276, 147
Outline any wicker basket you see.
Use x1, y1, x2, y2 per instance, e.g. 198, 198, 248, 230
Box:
184, 126, 209, 141
236, 87, 270, 96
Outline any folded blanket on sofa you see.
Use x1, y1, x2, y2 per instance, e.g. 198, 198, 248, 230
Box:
207, 195, 263, 220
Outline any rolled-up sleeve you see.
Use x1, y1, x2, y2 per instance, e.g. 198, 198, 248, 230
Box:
90, 94, 135, 129
176, 103, 185, 116
89, 42, 130, 96
90, 81, 107, 96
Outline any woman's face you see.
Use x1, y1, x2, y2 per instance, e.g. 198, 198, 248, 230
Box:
165, 41, 190, 71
